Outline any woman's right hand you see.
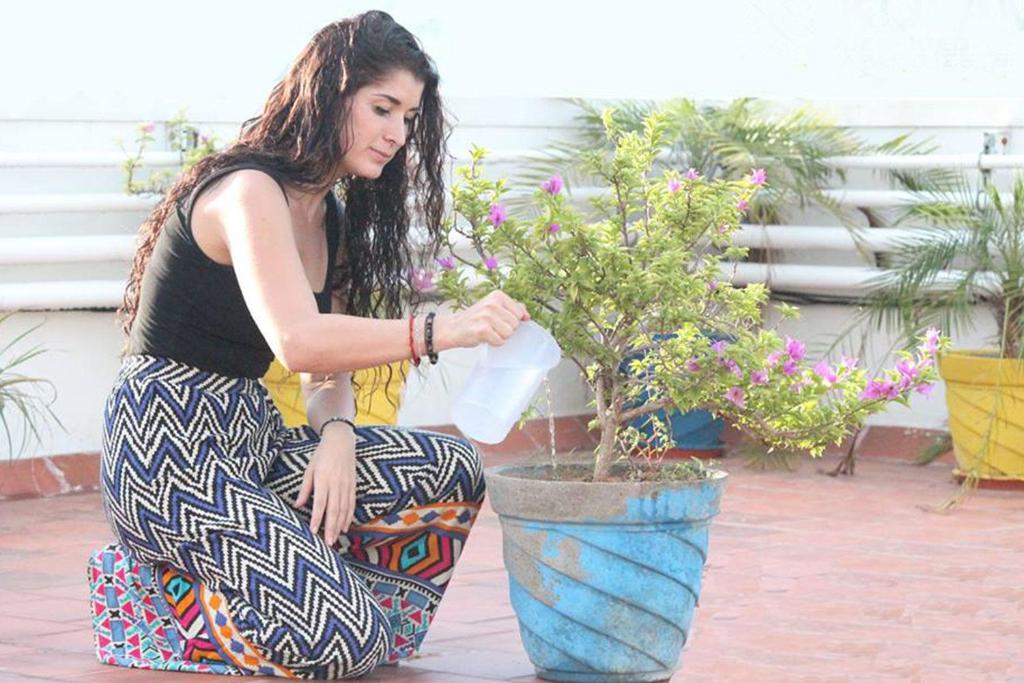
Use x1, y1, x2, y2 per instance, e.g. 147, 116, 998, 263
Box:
435, 291, 530, 350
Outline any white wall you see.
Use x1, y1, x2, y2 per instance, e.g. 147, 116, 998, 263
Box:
5, 0, 1024, 122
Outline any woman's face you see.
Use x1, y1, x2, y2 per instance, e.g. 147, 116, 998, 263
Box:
338, 69, 425, 179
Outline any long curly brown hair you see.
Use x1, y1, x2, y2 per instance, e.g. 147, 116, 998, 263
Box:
118, 10, 450, 340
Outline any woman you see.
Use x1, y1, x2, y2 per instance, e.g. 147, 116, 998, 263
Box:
88, 11, 527, 679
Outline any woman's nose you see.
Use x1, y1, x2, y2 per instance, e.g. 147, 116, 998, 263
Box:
385, 118, 406, 149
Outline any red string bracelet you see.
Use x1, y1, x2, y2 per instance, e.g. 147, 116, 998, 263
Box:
408, 315, 421, 366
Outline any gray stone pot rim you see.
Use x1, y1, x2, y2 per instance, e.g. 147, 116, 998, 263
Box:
484, 462, 728, 524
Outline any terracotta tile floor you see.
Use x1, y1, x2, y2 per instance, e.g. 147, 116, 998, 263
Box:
1, 452, 1023, 682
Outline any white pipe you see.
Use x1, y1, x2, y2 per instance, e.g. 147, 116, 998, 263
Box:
732, 224, 937, 253
824, 154, 1024, 171
0, 280, 125, 310
0, 152, 183, 167
0, 193, 158, 214
724, 262, 1000, 297
0, 235, 136, 265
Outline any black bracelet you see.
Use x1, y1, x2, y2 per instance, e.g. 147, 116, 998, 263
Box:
425, 311, 438, 365
319, 416, 355, 435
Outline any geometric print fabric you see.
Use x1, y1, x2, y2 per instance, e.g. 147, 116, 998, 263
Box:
95, 354, 485, 679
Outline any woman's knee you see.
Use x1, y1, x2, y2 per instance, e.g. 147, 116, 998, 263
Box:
437, 433, 485, 504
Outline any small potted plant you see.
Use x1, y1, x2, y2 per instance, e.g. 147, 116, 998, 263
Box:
436, 108, 942, 681
856, 174, 1024, 488
0, 313, 61, 459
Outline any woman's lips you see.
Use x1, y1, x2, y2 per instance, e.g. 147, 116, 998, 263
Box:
370, 148, 391, 163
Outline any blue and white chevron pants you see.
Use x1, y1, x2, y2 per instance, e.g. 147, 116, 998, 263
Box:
99, 355, 485, 679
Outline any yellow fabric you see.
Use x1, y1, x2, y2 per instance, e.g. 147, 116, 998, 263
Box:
262, 358, 408, 427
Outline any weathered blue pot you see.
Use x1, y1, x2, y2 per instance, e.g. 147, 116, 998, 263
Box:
485, 464, 727, 682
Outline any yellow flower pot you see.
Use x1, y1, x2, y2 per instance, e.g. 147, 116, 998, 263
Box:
262, 359, 408, 428
938, 350, 1024, 484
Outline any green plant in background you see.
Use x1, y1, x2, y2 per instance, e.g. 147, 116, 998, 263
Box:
518, 97, 870, 225
0, 314, 62, 459
120, 110, 218, 195
858, 175, 1024, 359
436, 107, 945, 482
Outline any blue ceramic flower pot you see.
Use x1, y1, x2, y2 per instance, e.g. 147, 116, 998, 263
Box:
485, 464, 727, 682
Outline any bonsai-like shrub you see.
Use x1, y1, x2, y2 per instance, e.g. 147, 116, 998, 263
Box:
436, 109, 943, 481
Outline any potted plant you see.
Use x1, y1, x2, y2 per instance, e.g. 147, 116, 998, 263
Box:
855, 174, 1024, 488
435, 108, 942, 681
0, 313, 61, 459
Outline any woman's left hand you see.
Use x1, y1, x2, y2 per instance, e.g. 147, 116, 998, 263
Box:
293, 422, 357, 546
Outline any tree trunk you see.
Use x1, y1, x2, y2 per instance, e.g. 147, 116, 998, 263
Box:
592, 375, 619, 482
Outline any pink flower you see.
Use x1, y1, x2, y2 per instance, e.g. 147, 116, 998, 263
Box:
737, 199, 750, 212
717, 223, 729, 234
711, 340, 729, 355
436, 255, 456, 270
541, 174, 563, 195
765, 351, 783, 367
785, 337, 806, 362
915, 382, 936, 396
199, 133, 210, 144
782, 360, 799, 376
813, 359, 838, 385
723, 359, 743, 378
750, 168, 767, 186
140, 121, 155, 134
896, 359, 920, 385
840, 355, 859, 371
790, 379, 808, 393
488, 204, 508, 226
484, 256, 499, 270
861, 378, 899, 400
724, 387, 746, 409
707, 279, 719, 291
751, 370, 769, 385
921, 327, 941, 354
548, 222, 561, 234
668, 178, 682, 193
685, 168, 700, 180
410, 269, 434, 292
685, 358, 701, 372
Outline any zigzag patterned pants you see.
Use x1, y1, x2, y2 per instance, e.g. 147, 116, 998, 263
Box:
97, 355, 485, 679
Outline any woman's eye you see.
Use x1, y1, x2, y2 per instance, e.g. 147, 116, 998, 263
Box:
374, 106, 390, 116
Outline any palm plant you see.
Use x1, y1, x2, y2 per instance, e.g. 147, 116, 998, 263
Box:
0, 313, 61, 458
517, 97, 867, 225
858, 174, 1024, 360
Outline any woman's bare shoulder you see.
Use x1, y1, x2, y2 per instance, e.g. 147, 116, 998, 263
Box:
191, 168, 291, 264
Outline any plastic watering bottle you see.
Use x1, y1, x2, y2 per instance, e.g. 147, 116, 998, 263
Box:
451, 321, 562, 443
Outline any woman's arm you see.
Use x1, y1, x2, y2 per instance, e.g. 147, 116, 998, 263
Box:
301, 370, 355, 435
203, 169, 529, 374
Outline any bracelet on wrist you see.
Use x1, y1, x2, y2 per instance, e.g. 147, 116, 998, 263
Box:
408, 315, 421, 366
319, 416, 355, 435
425, 311, 438, 365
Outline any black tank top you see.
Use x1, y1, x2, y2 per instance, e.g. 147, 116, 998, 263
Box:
128, 164, 342, 378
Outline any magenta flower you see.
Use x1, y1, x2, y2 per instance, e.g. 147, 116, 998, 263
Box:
199, 133, 210, 145
813, 359, 838, 385
488, 204, 508, 226
722, 359, 743, 378
785, 337, 806, 362
750, 168, 767, 186
916, 382, 936, 396
541, 174, 563, 195
685, 168, 700, 180
737, 199, 750, 212
685, 358, 701, 373
717, 222, 729, 234
896, 359, 920, 384
410, 269, 434, 292
922, 327, 941, 354
484, 256, 499, 270
751, 370, 769, 385
790, 379, 808, 393
782, 360, 799, 376
668, 178, 682, 193
707, 279, 719, 292
724, 387, 746, 409
711, 340, 729, 355
766, 350, 783, 367
861, 378, 899, 400
140, 121, 155, 134
436, 255, 456, 270
548, 222, 561, 234
840, 355, 859, 371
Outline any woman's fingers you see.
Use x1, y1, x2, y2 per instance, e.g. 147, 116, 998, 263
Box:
309, 477, 327, 536
293, 466, 314, 509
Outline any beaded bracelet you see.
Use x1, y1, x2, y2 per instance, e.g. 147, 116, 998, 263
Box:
425, 312, 438, 365
319, 416, 356, 435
